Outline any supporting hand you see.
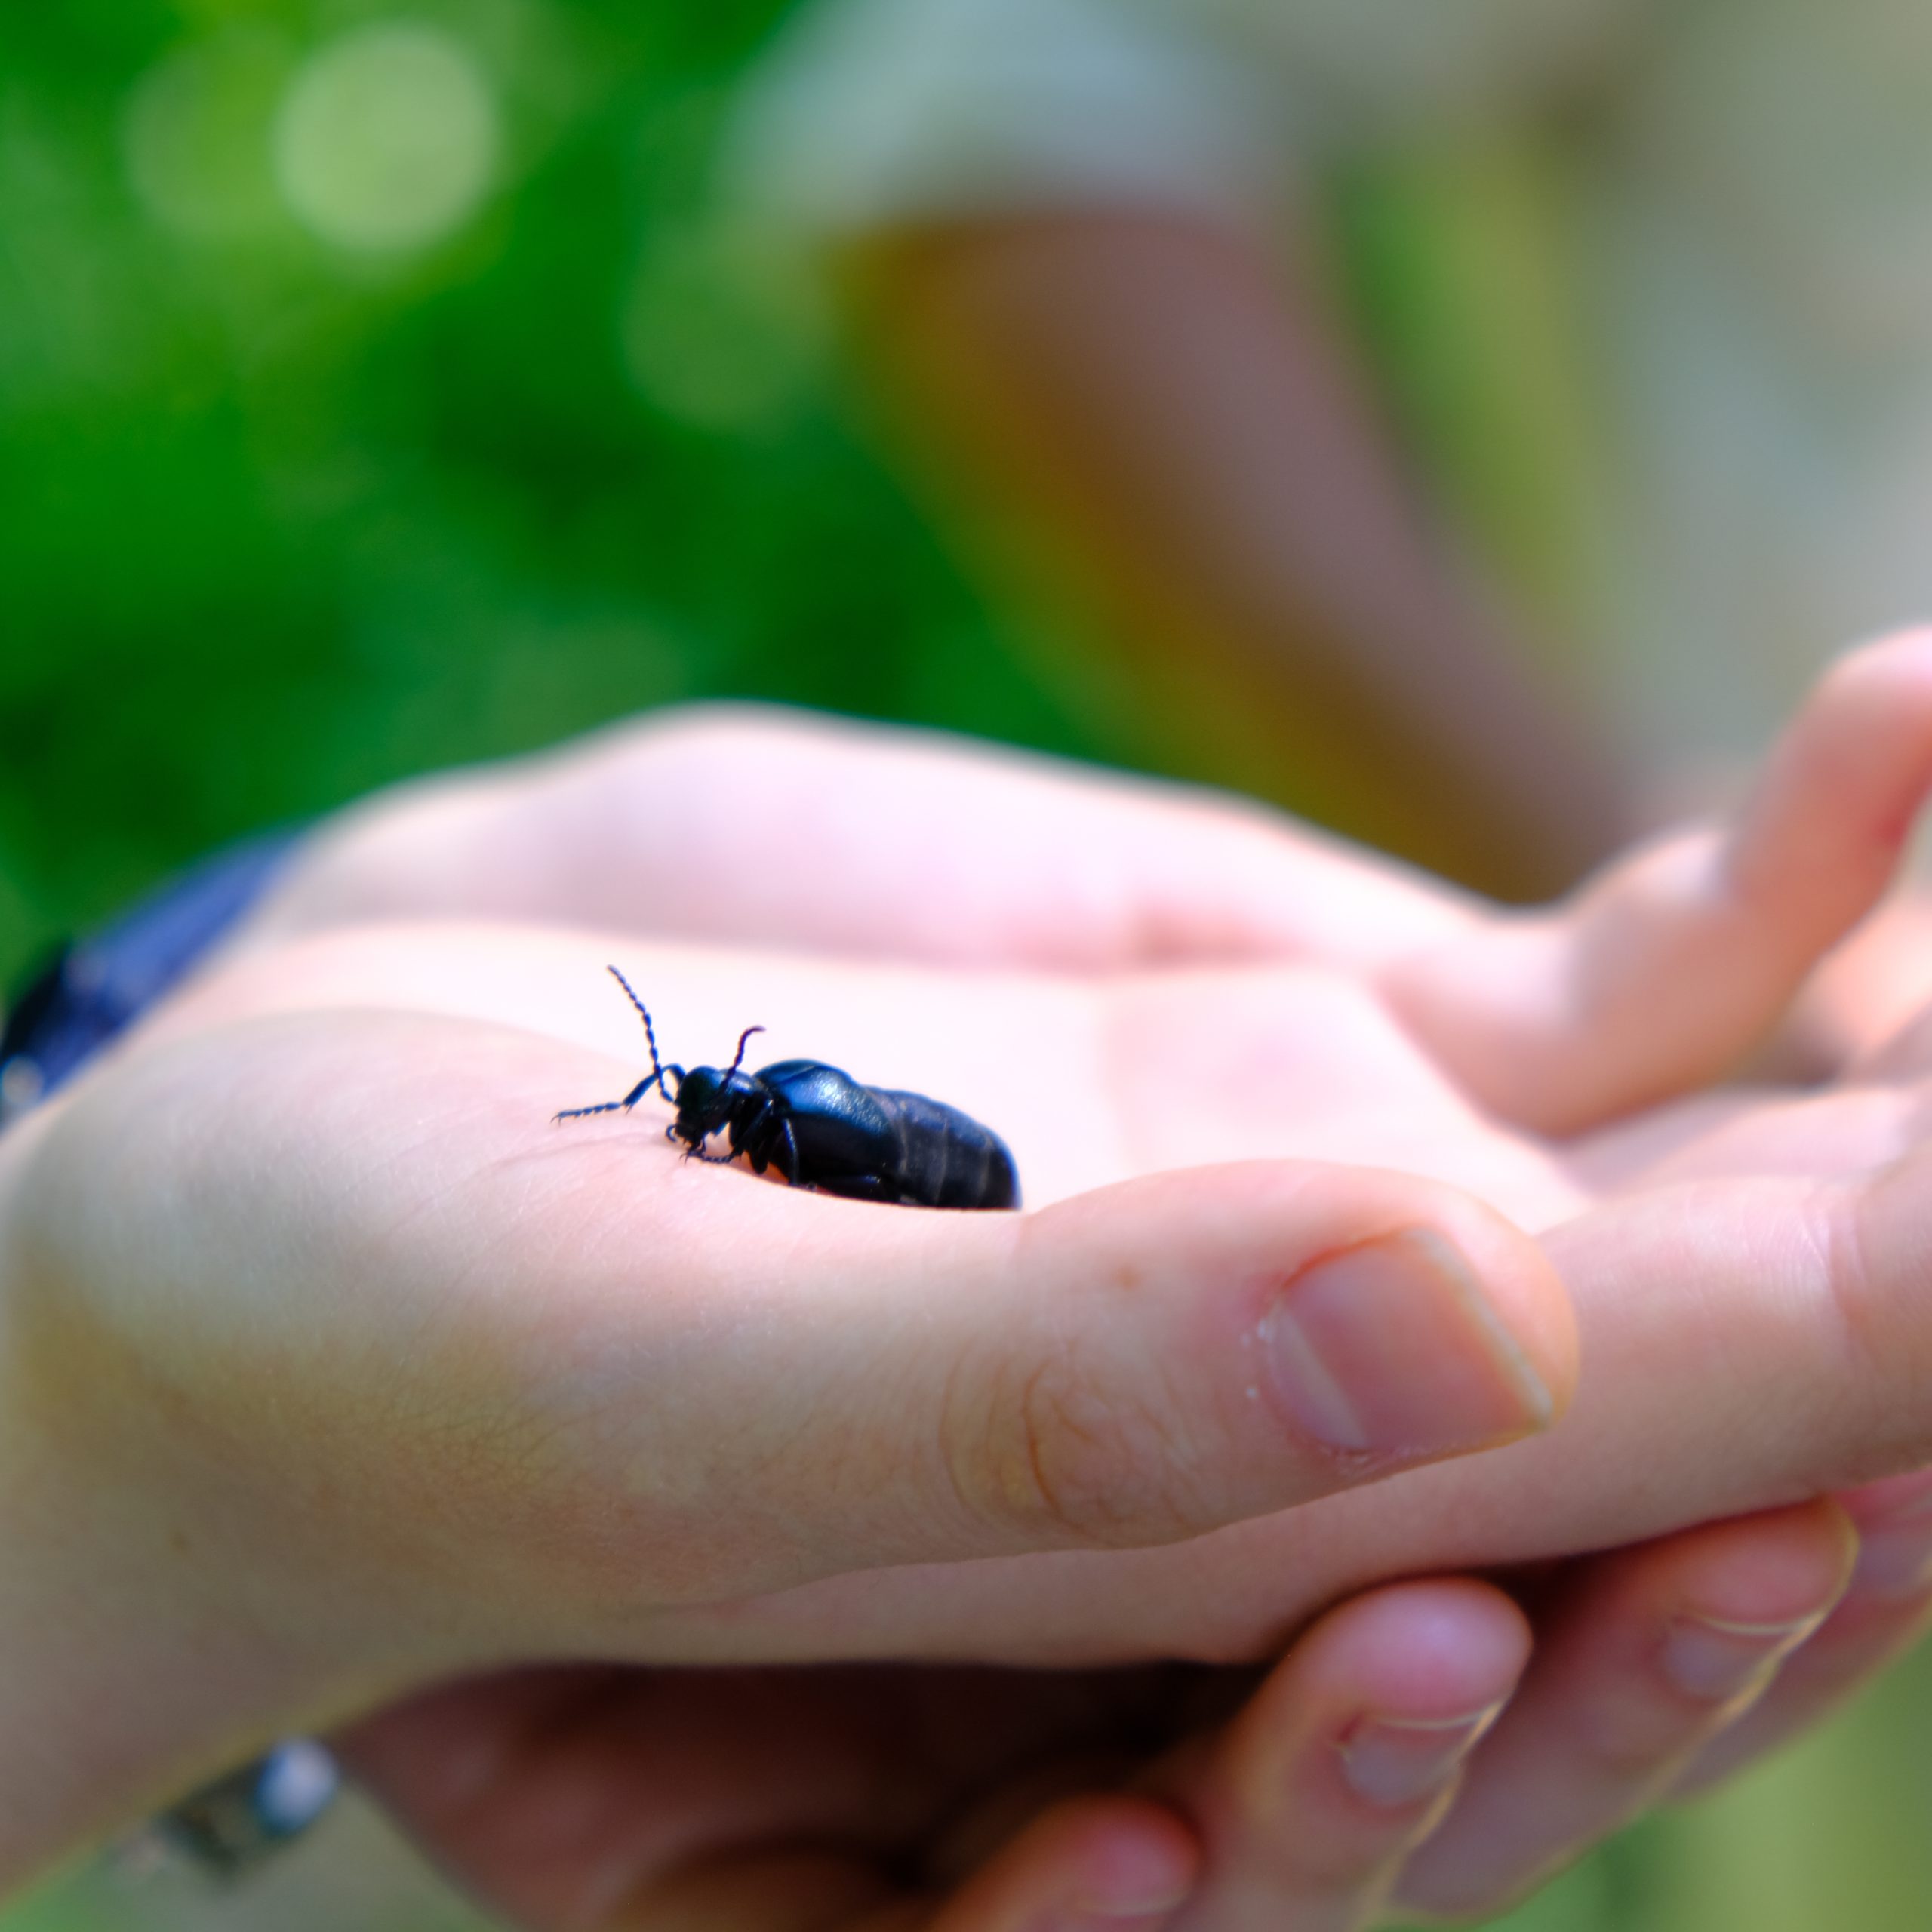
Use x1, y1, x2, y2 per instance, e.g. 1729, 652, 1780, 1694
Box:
17, 633, 1932, 1923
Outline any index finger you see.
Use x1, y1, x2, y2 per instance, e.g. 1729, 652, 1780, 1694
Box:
1387, 629, 1932, 1133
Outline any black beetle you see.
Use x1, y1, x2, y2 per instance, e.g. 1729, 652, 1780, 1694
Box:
555, 967, 1020, 1210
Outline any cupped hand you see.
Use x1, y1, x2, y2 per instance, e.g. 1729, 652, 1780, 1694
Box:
0, 940, 1577, 1896
217, 629, 1932, 1920
338, 1576, 1540, 1932
25, 927, 1923, 1926
17, 633, 1932, 1921
334, 1497, 1868, 1930
97, 910, 1932, 1665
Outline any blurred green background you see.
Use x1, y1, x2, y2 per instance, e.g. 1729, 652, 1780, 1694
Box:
0, 0, 1116, 995
4, 3, 1930, 1928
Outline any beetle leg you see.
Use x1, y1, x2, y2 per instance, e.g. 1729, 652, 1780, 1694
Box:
553, 1072, 663, 1123
731, 1095, 780, 1174
815, 1171, 895, 1203
728, 1093, 769, 1158
773, 1119, 802, 1187
683, 1123, 737, 1164
668, 1123, 726, 1164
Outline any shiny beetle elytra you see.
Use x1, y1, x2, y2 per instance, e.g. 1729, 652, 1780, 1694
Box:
555, 967, 1020, 1210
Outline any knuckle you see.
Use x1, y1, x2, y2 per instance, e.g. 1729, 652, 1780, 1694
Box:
940, 1343, 1207, 1549
1575, 1707, 1702, 1781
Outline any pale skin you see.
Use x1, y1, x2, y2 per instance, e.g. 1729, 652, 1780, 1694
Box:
10, 635, 1932, 1927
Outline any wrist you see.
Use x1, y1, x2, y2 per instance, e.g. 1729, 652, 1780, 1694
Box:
0, 1133, 376, 1895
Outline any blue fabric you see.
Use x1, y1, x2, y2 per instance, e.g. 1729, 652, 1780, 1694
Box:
0, 829, 300, 1119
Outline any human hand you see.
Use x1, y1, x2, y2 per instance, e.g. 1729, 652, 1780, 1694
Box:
97, 910, 1930, 1652
26, 888, 1916, 1932
20, 951, 1797, 1932
337, 1500, 1869, 1931
0, 943, 1577, 1895
205, 629, 1932, 1915
191, 628, 1932, 1649
337, 1574, 1539, 1932
18, 637, 1932, 1916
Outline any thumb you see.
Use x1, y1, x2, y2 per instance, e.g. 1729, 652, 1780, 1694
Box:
16, 1012, 1575, 1627
522, 1143, 1577, 1600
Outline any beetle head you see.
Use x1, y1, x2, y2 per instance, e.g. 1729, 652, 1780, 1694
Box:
672, 1064, 734, 1142
667, 1023, 767, 1152
670, 1063, 767, 1149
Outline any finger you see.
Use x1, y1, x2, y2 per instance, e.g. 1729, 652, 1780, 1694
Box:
1671, 1472, 1932, 1798
349, 1671, 1200, 1932
1786, 898, 1932, 1080
621, 1145, 1932, 1669
1146, 1579, 1530, 1932
586, 1797, 1195, 1932
1841, 969, 1932, 1084
1430, 1160, 1932, 1570
690, 1137, 1921, 1631
1395, 1503, 1854, 1921
25, 1014, 1576, 1626
913, 1795, 1199, 1932
245, 704, 1472, 972
1387, 629, 1932, 1133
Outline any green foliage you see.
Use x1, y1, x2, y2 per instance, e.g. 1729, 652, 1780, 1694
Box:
0, 0, 1106, 985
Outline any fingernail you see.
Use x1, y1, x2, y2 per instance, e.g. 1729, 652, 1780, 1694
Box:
1260, 1231, 1553, 1460
1338, 1703, 1506, 1808
1851, 1481, 1932, 1600
1064, 1863, 1193, 1923
1056, 1884, 1192, 1929
1066, 1892, 1191, 1925
1660, 1612, 1823, 1702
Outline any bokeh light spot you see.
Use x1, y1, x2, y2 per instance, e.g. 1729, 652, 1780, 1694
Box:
124, 28, 292, 242
272, 21, 498, 255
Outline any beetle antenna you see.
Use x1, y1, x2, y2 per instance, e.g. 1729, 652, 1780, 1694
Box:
726, 1024, 766, 1077
606, 964, 675, 1099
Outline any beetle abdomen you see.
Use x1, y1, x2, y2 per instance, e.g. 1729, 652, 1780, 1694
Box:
743, 1059, 1018, 1209
876, 1088, 1021, 1211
